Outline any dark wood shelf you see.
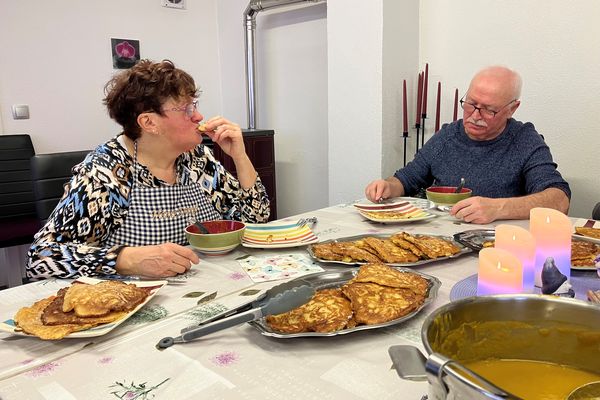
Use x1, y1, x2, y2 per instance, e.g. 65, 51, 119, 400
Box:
204, 129, 277, 221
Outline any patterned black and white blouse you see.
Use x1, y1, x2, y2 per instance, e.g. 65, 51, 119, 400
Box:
26, 136, 270, 280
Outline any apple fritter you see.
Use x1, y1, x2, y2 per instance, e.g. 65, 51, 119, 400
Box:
14, 297, 96, 340
266, 288, 353, 333
265, 306, 309, 334
390, 233, 426, 259
342, 282, 422, 325
62, 281, 150, 317
362, 237, 419, 263
302, 288, 353, 333
575, 227, 600, 239
349, 263, 429, 295
42, 288, 128, 326
396, 232, 460, 259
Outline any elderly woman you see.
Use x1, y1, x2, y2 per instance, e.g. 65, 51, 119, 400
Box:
27, 60, 270, 280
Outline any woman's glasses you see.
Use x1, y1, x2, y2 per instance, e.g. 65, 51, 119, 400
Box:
162, 100, 198, 118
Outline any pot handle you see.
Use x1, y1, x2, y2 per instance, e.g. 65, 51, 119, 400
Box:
425, 353, 519, 399
388, 345, 428, 381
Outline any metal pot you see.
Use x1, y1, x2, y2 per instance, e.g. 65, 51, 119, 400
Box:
389, 295, 600, 399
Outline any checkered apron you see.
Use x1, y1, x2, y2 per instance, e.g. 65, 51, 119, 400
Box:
105, 142, 221, 247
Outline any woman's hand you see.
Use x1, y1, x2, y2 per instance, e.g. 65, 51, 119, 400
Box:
203, 116, 246, 161
115, 243, 199, 278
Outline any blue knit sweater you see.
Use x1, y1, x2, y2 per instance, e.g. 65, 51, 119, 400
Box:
394, 119, 571, 199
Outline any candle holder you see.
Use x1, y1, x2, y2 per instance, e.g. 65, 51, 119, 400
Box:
529, 208, 572, 289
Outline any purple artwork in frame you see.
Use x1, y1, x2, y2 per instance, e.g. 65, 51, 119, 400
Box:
111, 38, 140, 69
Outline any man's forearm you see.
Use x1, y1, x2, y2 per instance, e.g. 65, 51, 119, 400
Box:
498, 188, 570, 220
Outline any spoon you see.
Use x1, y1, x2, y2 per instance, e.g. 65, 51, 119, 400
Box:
567, 381, 600, 400
192, 221, 210, 234
455, 177, 465, 193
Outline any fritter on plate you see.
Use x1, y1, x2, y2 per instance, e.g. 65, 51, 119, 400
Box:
575, 227, 600, 239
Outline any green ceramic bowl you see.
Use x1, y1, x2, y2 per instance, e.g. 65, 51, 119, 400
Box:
185, 220, 246, 256
426, 186, 472, 206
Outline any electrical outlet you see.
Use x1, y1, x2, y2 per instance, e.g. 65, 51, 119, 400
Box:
162, 0, 185, 10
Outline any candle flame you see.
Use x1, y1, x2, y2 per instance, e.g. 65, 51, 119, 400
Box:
546, 216, 550, 224
512, 234, 516, 241
496, 261, 510, 273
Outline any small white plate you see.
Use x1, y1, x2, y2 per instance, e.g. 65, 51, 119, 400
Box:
242, 222, 319, 249
0, 277, 167, 339
353, 197, 433, 212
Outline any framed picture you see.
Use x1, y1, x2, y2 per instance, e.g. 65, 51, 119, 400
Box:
111, 38, 140, 69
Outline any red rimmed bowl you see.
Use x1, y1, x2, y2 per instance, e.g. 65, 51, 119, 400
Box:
426, 186, 472, 206
185, 220, 246, 256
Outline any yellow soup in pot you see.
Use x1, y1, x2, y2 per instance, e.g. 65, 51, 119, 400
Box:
465, 359, 600, 400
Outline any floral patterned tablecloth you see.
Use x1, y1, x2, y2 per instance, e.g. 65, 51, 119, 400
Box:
0, 202, 520, 399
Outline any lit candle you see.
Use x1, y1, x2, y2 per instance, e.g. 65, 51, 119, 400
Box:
422, 63, 429, 117
415, 72, 423, 127
529, 208, 572, 287
477, 248, 524, 295
453, 88, 459, 121
495, 224, 536, 293
434, 82, 441, 132
402, 79, 408, 134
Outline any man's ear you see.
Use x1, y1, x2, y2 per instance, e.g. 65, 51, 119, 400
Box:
137, 112, 159, 134
507, 100, 521, 118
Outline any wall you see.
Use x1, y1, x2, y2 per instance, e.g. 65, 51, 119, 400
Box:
419, 0, 600, 218
0, 0, 222, 152
217, 0, 328, 218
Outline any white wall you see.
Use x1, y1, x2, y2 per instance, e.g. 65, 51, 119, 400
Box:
0, 0, 222, 152
2, 0, 599, 219
419, 0, 600, 218
217, 0, 328, 218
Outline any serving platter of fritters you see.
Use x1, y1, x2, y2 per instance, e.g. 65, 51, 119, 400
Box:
249, 263, 440, 338
308, 231, 470, 267
0, 278, 166, 340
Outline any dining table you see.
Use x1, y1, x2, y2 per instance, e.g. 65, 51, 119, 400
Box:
0, 200, 597, 400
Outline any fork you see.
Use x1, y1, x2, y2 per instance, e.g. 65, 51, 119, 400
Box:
296, 217, 318, 227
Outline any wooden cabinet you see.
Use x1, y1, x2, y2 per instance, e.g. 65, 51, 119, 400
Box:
207, 129, 277, 221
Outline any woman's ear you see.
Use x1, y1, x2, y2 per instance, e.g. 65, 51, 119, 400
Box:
137, 112, 159, 134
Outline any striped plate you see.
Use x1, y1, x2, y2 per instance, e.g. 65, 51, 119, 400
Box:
242, 222, 319, 248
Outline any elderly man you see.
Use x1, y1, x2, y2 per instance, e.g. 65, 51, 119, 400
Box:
365, 66, 570, 224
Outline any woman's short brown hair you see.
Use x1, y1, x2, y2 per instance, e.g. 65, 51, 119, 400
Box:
103, 59, 199, 140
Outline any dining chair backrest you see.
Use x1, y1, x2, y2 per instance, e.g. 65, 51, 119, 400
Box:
31, 150, 90, 223
593, 202, 600, 221
0, 134, 40, 248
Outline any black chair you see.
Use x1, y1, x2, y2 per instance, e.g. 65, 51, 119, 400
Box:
31, 150, 90, 223
0, 134, 40, 248
593, 202, 600, 221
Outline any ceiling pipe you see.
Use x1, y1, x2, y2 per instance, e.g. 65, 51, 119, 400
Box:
243, 0, 326, 129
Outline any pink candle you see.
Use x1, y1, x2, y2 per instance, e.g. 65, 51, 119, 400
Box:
415, 72, 423, 127
529, 208, 572, 287
402, 79, 408, 133
453, 88, 459, 121
434, 82, 441, 132
422, 63, 429, 117
477, 248, 523, 295
495, 224, 536, 293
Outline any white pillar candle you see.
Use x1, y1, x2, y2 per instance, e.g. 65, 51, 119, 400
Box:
529, 208, 572, 287
477, 248, 523, 295
495, 224, 536, 293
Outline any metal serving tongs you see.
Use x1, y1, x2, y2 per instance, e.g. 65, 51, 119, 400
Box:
156, 280, 315, 349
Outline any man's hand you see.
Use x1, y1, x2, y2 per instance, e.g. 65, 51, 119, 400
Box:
451, 196, 502, 224
116, 243, 200, 278
364, 177, 404, 203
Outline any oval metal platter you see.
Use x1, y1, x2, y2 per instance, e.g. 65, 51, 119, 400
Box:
306, 233, 472, 267
248, 267, 441, 338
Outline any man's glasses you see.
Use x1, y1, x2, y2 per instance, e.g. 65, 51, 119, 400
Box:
162, 100, 198, 118
460, 97, 516, 120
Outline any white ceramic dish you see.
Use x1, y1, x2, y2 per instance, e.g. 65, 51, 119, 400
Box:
242, 222, 319, 249
572, 218, 600, 245
0, 277, 167, 339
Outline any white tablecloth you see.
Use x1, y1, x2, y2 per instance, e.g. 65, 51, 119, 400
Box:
0, 202, 556, 399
